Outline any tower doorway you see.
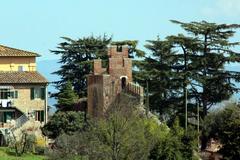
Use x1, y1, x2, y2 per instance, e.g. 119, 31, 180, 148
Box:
121, 77, 127, 89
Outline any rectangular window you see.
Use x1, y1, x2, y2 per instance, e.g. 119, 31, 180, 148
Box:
14, 91, 18, 99
18, 66, 25, 71
30, 87, 45, 100
34, 110, 44, 122
31, 88, 35, 100
0, 89, 8, 99
41, 88, 45, 100
117, 45, 122, 52
0, 89, 17, 99
4, 112, 15, 122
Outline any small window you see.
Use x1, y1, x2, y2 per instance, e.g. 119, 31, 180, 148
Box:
34, 110, 44, 122
0, 89, 17, 99
30, 87, 45, 100
4, 112, 15, 122
18, 66, 24, 71
0, 89, 8, 99
117, 45, 122, 52
14, 91, 18, 99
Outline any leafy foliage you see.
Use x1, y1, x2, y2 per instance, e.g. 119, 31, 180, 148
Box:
56, 81, 79, 111
148, 118, 198, 160
203, 103, 240, 159
41, 111, 85, 139
135, 21, 240, 125
170, 20, 240, 117
134, 38, 185, 122
52, 36, 144, 98
9, 131, 36, 157
47, 95, 198, 160
52, 35, 111, 97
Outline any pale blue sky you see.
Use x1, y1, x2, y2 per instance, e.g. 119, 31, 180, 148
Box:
0, 0, 240, 61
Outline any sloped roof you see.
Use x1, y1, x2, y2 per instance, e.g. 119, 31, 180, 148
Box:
0, 45, 40, 57
0, 71, 48, 84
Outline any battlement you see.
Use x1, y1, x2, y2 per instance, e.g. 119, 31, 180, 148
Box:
88, 45, 141, 117
93, 45, 132, 81
108, 45, 129, 58
125, 82, 144, 104
93, 59, 106, 75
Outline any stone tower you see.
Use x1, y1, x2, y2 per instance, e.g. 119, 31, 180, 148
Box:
87, 45, 143, 117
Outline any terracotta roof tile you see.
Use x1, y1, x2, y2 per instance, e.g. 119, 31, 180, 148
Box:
0, 71, 48, 84
0, 45, 40, 57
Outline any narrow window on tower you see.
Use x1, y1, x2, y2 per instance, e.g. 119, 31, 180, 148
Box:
117, 45, 122, 52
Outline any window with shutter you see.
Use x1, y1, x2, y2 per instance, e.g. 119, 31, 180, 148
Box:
34, 110, 44, 122
40, 110, 44, 122
30, 88, 35, 100
41, 88, 45, 100
31, 87, 46, 100
14, 91, 18, 99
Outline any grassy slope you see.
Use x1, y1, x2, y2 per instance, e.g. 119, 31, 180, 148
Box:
0, 147, 45, 160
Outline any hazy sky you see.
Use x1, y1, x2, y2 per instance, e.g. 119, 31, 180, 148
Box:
0, 0, 240, 61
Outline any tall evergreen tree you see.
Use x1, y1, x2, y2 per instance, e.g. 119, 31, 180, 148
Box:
170, 20, 240, 118
135, 21, 240, 126
52, 36, 143, 97
51, 35, 111, 97
57, 81, 79, 111
135, 38, 185, 122
170, 21, 240, 149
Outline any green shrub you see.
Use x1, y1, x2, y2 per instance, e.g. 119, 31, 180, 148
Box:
41, 111, 85, 139
35, 146, 46, 155
148, 118, 198, 160
203, 103, 240, 159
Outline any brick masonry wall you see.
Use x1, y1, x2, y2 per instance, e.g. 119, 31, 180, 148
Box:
108, 45, 129, 58
87, 45, 137, 116
108, 57, 132, 82
87, 75, 104, 117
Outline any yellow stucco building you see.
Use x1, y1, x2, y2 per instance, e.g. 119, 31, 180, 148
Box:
0, 45, 48, 131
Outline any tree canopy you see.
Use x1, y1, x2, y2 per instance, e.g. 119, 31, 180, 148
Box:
56, 81, 79, 111
203, 103, 240, 159
51, 35, 111, 97
51, 36, 144, 97
135, 21, 240, 123
41, 111, 85, 139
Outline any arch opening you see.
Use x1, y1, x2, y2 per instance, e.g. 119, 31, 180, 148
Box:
121, 77, 127, 89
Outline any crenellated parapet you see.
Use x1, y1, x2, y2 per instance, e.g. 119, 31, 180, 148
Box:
125, 82, 144, 105
87, 45, 143, 117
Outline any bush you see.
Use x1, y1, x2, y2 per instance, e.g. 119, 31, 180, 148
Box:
203, 103, 240, 159
148, 118, 198, 160
45, 95, 198, 159
8, 131, 36, 156
35, 146, 46, 155
46, 110, 198, 160
41, 111, 85, 139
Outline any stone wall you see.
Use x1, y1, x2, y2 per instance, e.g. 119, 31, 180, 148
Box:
12, 84, 46, 114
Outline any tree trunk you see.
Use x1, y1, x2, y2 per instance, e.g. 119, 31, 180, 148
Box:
201, 96, 208, 150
